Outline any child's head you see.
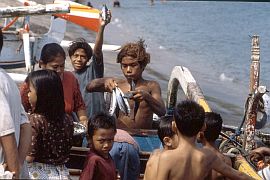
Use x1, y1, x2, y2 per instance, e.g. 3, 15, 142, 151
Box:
68, 38, 93, 71
117, 39, 150, 80
174, 100, 205, 137
204, 112, 223, 143
26, 69, 65, 122
88, 112, 117, 158
158, 115, 178, 149
39, 43, 66, 78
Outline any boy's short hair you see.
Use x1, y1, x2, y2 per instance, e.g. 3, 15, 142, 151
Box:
88, 112, 117, 138
117, 39, 150, 68
158, 115, 175, 145
0, 28, 3, 53
204, 112, 223, 142
68, 38, 93, 60
174, 100, 205, 137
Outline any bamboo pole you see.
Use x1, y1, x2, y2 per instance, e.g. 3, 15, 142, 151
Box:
0, 4, 70, 18
243, 35, 260, 152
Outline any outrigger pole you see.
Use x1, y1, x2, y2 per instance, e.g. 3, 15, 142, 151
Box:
0, 3, 70, 18
242, 35, 268, 152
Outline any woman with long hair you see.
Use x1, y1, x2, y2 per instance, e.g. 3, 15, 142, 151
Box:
26, 69, 74, 179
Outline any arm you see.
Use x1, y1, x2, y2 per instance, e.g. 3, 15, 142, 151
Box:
77, 110, 88, 127
251, 147, 270, 156
132, 81, 166, 117
212, 154, 254, 180
18, 123, 31, 165
26, 115, 39, 163
86, 77, 118, 93
156, 151, 171, 180
73, 78, 88, 126
80, 156, 96, 180
0, 134, 20, 178
93, 10, 111, 64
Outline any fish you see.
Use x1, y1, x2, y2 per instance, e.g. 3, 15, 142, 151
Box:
108, 89, 117, 116
101, 4, 108, 21
115, 87, 130, 116
73, 122, 86, 136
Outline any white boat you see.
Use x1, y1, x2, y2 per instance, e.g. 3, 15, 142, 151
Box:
0, 0, 120, 72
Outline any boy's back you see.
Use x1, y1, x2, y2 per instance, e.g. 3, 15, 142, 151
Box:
157, 101, 253, 180
144, 149, 162, 180
158, 143, 218, 180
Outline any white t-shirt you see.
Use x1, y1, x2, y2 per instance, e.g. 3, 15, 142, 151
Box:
0, 68, 29, 164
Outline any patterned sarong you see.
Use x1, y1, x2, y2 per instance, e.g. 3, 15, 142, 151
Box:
27, 162, 70, 180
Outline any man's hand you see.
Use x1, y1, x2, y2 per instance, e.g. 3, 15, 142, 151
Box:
104, 79, 117, 92
100, 9, 111, 27
130, 89, 150, 102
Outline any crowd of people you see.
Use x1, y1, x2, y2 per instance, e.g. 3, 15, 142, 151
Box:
0, 6, 269, 180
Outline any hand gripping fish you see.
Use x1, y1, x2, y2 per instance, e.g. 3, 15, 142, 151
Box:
115, 87, 130, 116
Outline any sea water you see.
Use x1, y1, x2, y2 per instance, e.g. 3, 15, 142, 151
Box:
3, 0, 270, 126
89, 0, 270, 126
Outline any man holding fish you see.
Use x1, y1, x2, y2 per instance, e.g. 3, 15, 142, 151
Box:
86, 39, 166, 129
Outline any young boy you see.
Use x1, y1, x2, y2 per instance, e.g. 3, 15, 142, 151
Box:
156, 100, 253, 180
68, 10, 111, 119
144, 115, 178, 180
86, 39, 166, 129
80, 112, 117, 180
197, 112, 232, 180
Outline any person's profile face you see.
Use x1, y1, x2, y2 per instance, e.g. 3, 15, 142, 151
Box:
40, 54, 65, 79
28, 82, 37, 111
91, 128, 115, 158
120, 56, 143, 80
70, 48, 89, 71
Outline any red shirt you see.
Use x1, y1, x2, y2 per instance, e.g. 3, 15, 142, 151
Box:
80, 150, 116, 180
20, 71, 86, 114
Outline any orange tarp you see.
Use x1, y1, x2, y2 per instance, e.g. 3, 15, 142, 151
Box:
54, 1, 101, 32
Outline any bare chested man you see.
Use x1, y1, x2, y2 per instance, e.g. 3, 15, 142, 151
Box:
86, 39, 165, 129
197, 112, 232, 180
144, 115, 178, 180
156, 100, 253, 180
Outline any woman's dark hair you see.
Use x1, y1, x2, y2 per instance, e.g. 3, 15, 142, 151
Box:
174, 100, 205, 137
117, 39, 150, 68
40, 43, 66, 63
68, 38, 93, 60
26, 69, 65, 124
204, 112, 223, 142
88, 112, 116, 138
158, 115, 175, 145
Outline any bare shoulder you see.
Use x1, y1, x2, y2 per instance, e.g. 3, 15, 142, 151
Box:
199, 147, 217, 163
146, 80, 161, 88
148, 149, 162, 162
159, 149, 177, 164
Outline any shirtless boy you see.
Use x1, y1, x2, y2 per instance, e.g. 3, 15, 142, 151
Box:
197, 112, 232, 180
144, 115, 178, 180
86, 39, 166, 129
156, 100, 253, 180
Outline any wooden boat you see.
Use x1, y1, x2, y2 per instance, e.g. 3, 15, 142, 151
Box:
0, 0, 120, 72
65, 35, 270, 180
